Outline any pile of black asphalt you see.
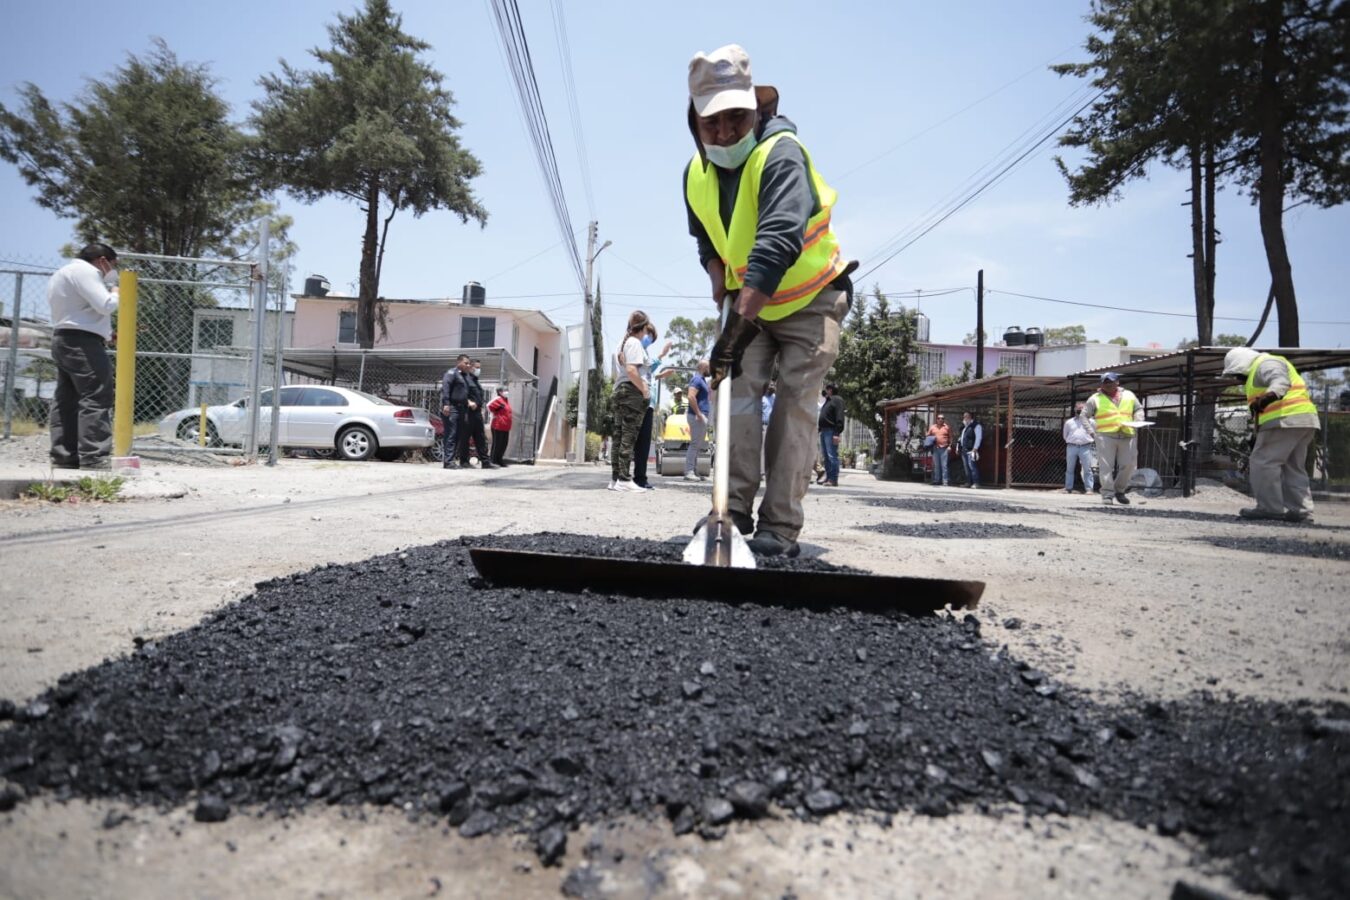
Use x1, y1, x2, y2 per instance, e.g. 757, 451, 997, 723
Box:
0, 532, 1345, 898
866, 496, 1054, 516
1192, 534, 1350, 562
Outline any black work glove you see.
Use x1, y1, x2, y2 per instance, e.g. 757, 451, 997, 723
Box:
1249, 393, 1276, 416
709, 307, 763, 389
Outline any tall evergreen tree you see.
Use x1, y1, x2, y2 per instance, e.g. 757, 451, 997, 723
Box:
252, 0, 487, 348
830, 287, 919, 449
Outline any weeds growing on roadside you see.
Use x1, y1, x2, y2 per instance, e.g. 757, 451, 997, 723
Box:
25, 476, 126, 503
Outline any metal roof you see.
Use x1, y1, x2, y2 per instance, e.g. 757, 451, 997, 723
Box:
274, 346, 537, 386
877, 347, 1350, 409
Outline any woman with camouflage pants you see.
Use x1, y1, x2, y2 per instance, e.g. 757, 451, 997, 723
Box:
609, 311, 653, 493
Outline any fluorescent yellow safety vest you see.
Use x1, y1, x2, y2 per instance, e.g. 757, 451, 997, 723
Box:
685, 132, 847, 322
1245, 353, 1317, 426
1094, 389, 1138, 437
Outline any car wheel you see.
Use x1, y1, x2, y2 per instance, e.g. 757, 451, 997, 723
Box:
177, 417, 219, 447
375, 448, 405, 462
424, 440, 445, 463
336, 425, 377, 461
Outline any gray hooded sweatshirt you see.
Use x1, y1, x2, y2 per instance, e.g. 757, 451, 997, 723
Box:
1222, 348, 1320, 431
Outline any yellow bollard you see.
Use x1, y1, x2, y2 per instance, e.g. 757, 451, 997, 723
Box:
199, 403, 208, 447
112, 270, 138, 458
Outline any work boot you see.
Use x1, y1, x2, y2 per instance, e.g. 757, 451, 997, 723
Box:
1238, 507, 1285, 521
1114, 493, 1130, 505
693, 510, 754, 536
1284, 510, 1314, 524
480, 460, 494, 469
747, 529, 800, 559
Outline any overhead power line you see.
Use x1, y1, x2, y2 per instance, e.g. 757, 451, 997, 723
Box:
855, 85, 1102, 283
486, 0, 585, 292
548, 0, 595, 219
985, 288, 1350, 326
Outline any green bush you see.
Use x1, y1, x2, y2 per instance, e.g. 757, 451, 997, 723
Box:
585, 432, 603, 462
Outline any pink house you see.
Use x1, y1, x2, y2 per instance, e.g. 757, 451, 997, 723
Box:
290, 293, 563, 393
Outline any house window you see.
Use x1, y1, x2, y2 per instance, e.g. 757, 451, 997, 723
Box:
197, 317, 234, 351
914, 349, 946, 384
998, 352, 1032, 376
338, 310, 357, 344
532, 347, 539, 375
461, 316, 497, 349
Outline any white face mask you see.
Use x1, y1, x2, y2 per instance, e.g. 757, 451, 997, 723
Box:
473, 367, 482, 377
103, 267, 120, 288
705, 128, 757, 169
501, 391, 509, 399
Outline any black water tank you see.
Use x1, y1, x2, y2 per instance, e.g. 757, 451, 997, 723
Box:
1003, 326, 1025, 346
463, 281, 486, 305
1339, 388, 1350, 411
1024, 326, 1044, 346
304, 275, 330, 297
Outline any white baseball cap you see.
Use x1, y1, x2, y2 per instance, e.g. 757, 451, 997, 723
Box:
688, 44, 777, 117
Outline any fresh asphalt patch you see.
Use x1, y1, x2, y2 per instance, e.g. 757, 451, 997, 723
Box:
1191, 534, 1350, 562
865, 496, 1051, 516
860, 522, 1057, 540
0, 532, 1346, 898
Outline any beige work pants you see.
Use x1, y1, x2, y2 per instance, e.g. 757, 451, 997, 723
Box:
1249, 426, 1316, 516
726, 287, 848, 541
1095, 433, 1137, 497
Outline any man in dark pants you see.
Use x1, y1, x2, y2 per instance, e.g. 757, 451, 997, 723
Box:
817, 384, 845, 487
440, 355, 470, 469
461, 358, 493, 469
48, 243, 121, 470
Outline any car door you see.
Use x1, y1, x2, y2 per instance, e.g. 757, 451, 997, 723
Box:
287, 387, 349, 447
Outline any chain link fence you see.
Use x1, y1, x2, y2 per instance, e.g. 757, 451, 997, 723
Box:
1, 249, 282, 460
881, 376, 1185, 491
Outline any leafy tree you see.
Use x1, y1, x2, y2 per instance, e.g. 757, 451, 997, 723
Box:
1043, 324, 1087, 345
932, 360, 975, 388
0, 41, 274, 258
1108, 335, 1130, 345
961, 329, 988, 346
1057, 0, 1349, 348
0, 41, 295, 419
252, 0, 487, 348
830, 287, 919, 448
665, 315, 719, 368
564, 374, 614, 437
1177, 333, 1249, 348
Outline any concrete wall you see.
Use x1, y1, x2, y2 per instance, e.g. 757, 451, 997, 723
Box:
1034, 343, 1169, 376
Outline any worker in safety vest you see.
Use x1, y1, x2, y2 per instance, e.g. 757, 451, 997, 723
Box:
1221, 347, 1320, 523
1081, 372, 1143, 505
683, 44, 855, 558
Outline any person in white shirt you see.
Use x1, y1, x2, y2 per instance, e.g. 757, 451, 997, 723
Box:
608, 310, 653, 492
1062, 402, 1096, 493
47, 243, 120, 469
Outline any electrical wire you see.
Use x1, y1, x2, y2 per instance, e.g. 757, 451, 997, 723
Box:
548, 0, 595, 220
985, 288, 1350, 326
486, 0, 585, 292
855, 85, 1102, 283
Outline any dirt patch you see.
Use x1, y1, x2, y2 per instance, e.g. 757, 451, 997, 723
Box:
1192, 535, 1350, 562
1, 533, 1346, 898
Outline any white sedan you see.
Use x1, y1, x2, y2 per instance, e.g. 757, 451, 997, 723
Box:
157, 386, 435, 461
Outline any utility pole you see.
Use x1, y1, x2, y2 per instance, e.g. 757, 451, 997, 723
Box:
975, 269, 985, 379
575, 221, 598, 464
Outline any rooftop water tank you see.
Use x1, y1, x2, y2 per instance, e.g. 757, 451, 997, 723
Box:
913, 311, 931, 342
1003, 326, 1025, 346
304, 275, 330, 297
1024, 326, 1044, 346
462, 281, 486, 305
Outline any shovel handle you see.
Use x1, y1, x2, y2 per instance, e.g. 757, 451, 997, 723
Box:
711, 299, 734, 519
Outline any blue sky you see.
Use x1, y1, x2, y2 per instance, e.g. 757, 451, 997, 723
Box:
2, 0, 1347, 356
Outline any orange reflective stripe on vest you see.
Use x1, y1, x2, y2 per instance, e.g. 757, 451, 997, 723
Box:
1245, 354, 1317, 426
686, 132, 846, 322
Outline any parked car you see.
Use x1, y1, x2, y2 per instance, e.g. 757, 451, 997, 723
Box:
157, 386, 435, 461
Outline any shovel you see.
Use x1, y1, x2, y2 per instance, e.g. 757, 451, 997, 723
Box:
468, 297, 985, 613
681, 300, 755, 569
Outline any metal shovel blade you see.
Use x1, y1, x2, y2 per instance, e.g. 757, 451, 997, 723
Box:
683, 515, 755, 568
469, 547, 984, 614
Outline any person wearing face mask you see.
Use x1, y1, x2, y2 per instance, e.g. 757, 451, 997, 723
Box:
459, 357, 493, 469
958, 411, 983, 488
486, 385, 513, 467
619, 323, 674, 490
47, 242, 121, 470
683, 44, 855, 557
